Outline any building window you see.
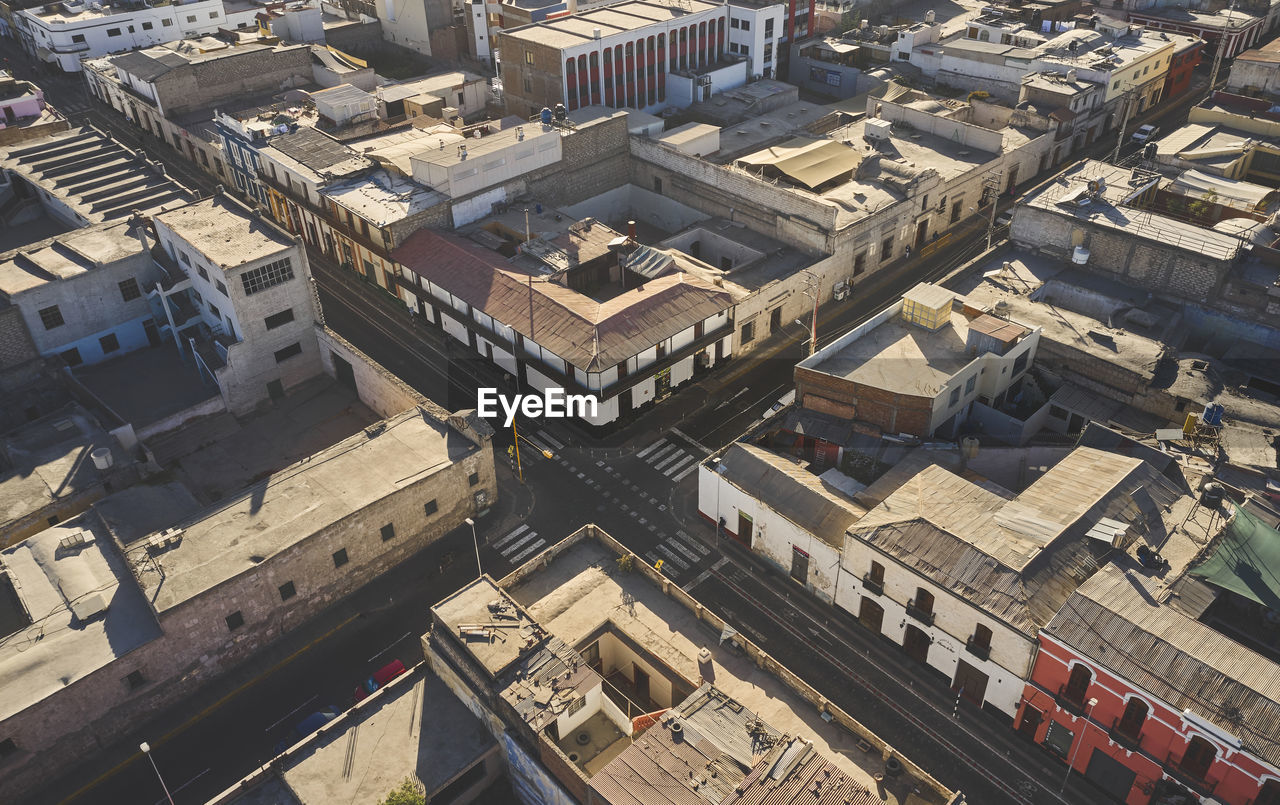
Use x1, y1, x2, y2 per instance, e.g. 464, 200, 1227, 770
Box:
424, 499, 438, 516
1062, 663, 1091, 706
197, 266, 209, 281
279, 581, 296, 601
741, 321, 755, 344
60, 348, 82, 366
215, 280, 228, 296
124, 670, 146, 690
765, 17, 773, 37
653, 177, 663, 194
380, 523, 395, 542
740, 18, 750, 30
118, 277, 141, 302
970, 624, 992, 651
523, 76, 531, 93
921, 194, 929, 212
274, 342, 303, 363
1012, 351, 1028, 376
468, 472, 480, 486
912, 587, 934, 615
740, 45, 749, 56
186, 14, 196, 21
208, 303, 220, 321
178, 250, 191, 265
731, 17, 740, 27
1256, 780, 1280, 805
264, 308, 295, 330
881, 236, 893, 259
225, 611, 245, 631
867, 561, 884, 585
0, 738, 16, 758
853, 252, 866, 276
209, 10, 218, 17
763, 43, 773, 63
240, 257, 295, 295
333, 548, 349, 568
142, 21, 152, 29
99, 333, 120, 354
1115, 697, 1148, 740
163, 18, 173, 25
949, 386, 961, 407
525, 50, 534, 64
107, 27, 121, 36
39, 305, 64, 330
72, 33, 86, 42
965, 375, 976, 394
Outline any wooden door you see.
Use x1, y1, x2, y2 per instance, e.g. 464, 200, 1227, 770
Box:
903, 625, 931, 664
1017, 706, 1042, 740
633, 665, 650, 703
953, 660, 989, 705
858, 597, 883, 634
737, 512, 753, 545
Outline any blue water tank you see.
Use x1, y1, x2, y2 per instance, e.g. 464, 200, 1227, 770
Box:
1203, 403, 1224, 427
540, 107, 553, 126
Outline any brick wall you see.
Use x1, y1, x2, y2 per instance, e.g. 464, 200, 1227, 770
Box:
0, 307, 38, 370
498, 38, 564, 119
523, 115, 630, 207
153, 45, 314, 118
795, 365, 935, 437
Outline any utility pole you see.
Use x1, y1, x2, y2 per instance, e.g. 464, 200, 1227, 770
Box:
1207, 1, 1237, 95
983, 171, 1002, 251
802, 272, 820, 356
1110, 85, 1135, 163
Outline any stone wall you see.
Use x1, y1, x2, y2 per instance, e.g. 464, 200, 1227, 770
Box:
153, 45, 314, 118
0, 306, 38, 370
524, 114, 631, 207
316, 326, 425, 418
795, 365, 935, 437
0, 117, 70, 148
0, 410, 497, 803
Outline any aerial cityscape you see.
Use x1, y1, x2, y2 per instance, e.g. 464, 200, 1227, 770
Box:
0, 0, 1278, 801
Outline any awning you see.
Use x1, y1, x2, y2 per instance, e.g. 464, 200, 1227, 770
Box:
1190, 503, 1280, 610
737, 137, 860, 191
1170, 169, 1276, 211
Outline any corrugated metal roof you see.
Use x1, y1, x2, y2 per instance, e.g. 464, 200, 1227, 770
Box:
848, 448, 1185, 635
498, 635, 602, 731
968, 313, 1028, 343
394, 228, 739, 372
720, 740, 879, 805
718, 444, 866, 548
271, 126, 363, 173
110, 49, 188, 82
1049, 566, 1280, 767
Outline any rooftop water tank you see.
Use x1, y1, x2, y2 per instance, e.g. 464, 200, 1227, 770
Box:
1072, 245, 1090, 265
91, 447, 113, 470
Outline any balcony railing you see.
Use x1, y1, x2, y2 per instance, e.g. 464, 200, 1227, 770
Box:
1163, 753, 1218, 797
861, 575, 883, 596
1055, 685, 1088, 715
51, 41, 91, 53
1108, 718, 1143, 750
965, 636, 991, 661
906, 602, 935, 627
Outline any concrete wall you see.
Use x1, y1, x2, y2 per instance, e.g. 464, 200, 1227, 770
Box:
146, 45, 314, 118
561, 184, 709, 234
316, 327, 424, 418
835, 539, 1033, 716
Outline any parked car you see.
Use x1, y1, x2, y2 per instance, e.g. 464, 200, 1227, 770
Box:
275, 705, 341, 754
353, 659, 408, 702
1131, 124, 1159, 144
762, 390, 796, 419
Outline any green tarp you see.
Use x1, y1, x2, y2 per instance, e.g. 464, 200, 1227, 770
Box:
1190, 503, 1280, 610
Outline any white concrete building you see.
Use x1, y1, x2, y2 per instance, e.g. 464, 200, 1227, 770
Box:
698, 444, 1186, 719
16, 0, 242, 73
150, 192, 323, 414
410, 123, 562, 199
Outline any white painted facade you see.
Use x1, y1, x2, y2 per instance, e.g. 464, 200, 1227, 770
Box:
17, 0, 229, 73
726, 2, 785, 78
410, 125, 562, 198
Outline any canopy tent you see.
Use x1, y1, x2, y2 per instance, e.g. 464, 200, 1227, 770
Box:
736, 137, 860, 191
1169, 169, 1277, 212
1190, 503, 1280, 610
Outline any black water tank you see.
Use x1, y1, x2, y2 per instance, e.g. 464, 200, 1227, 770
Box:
1201, 482, 1225, 508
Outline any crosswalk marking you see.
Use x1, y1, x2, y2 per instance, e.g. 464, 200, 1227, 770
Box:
636, 439, 666, 459
654, 543, 690, 571
493, 524, 529, 549
663, 454, 696, 477
522, 434, 552, 456
664, 536, 701, 563
536, 430, 565, 450
652, 449, 685, 472
647, 444, 679, 464
501, 529, 540, 558
509, 538, 546, 564
673, 530, 711, 557
671, 461, 701, 483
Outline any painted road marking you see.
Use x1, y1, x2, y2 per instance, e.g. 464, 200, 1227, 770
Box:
493, 524, 529, 549
654, 543, 690, 571
500, 529, 540, 558
671, 462, 701, 483
537, 430, 565, 450
672, 530, 711, 557
664, 454, 696, 477
509, 538, 546, 564
636, 439, 666, 459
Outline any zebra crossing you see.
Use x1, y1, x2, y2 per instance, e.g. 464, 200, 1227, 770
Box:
634, 437, 705, 482
492, 524, 546, 564
643, 529, 711, 574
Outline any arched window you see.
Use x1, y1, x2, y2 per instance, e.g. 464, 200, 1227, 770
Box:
1063, 664, 1091, 705
1255, 779, 1280, 805
1179, 736, 1216, 780
1115, 698, 1148, 741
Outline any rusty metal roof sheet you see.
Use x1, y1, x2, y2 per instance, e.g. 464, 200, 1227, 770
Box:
394, 228, 739, 372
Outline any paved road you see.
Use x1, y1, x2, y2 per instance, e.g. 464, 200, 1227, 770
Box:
9, 57, 1212, 805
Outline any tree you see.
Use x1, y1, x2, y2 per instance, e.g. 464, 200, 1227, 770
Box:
378, 778, 425, 805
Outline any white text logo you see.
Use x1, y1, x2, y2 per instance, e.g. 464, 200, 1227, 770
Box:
477, 388, 598, 427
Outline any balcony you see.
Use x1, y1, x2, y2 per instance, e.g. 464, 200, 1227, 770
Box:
965, 636, 991, 661
1054, 685, 1088, 716
1163, 754, 1218, 797
1108, 719, 1143, 750
861, 575, 883, 596
51, 41, 90, 54
905, 602, 934, 627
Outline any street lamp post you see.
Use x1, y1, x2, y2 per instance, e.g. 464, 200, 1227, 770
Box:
465, 517, 482, 578
510, 421, 554, 484
139, 742, 175, 805
1060, 697, 1099, 795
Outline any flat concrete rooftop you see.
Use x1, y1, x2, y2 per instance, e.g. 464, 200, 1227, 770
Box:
503, 537, 940, 799
135, 406, 477, 612
805, 296, 975, 397
0, 516, 162, 724
155, 194, 298, 269
73, 343, 220, 431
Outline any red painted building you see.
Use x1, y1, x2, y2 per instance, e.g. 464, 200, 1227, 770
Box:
1015, 555, 1280, 805
1162, 33, 1204, 102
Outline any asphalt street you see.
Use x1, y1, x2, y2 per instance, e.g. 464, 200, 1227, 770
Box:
5, 51, 1215, 805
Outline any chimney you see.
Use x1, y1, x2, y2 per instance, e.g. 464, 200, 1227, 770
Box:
628, 220, 636, 238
